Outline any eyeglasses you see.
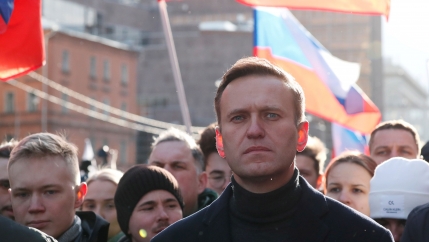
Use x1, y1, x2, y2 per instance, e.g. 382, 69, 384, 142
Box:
208, 174, 231, 189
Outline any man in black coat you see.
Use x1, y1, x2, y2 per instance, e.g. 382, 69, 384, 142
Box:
152, 57, 393, 242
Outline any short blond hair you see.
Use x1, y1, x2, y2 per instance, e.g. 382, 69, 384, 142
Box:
8, 133, 80, 185
86, 168, 124, 186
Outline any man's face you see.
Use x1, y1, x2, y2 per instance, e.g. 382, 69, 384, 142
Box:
206, 152, 232, 195
295, 155, 320, 188
128, 190, 182, 242
149, 141, 205, 217
0, 157, 13, 219
218, 75, 308, 184
82, 180, 121, 239
370, 129, 418, 165
9, 156, 84, 238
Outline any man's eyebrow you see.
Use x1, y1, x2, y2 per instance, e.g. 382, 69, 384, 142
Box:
137, 200, 156, 208
260, 106, 283, 112
374, 146, 389, 150
11, 187, 30, 193
209, 170, 225, 176
163, 198, 178, 204
226, 106, 283, 117
40, 184, 62, 190
226, 108, 247, 117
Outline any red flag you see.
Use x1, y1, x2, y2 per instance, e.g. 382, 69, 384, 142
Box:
0, 0, 44, 81
237, 0, 390, 18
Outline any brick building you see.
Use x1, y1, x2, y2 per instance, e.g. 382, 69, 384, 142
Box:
0, 23, 139, 169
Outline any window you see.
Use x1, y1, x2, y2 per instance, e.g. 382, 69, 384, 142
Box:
121, 64, 128, 85
89, 96, 97, 111
62, 93, 69, 113
90, 56, 97, 78
120, 140, 127, 164
62, 50, 70, 73
4, 92, 14, 113
103, 60, 110, 81
27, 92, 38, 112
120, 102, 127, 111
103, 98, 110, 116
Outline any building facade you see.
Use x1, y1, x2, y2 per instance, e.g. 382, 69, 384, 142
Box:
0, 26, 139, 169
60, 0, 384, 158
384, 60, 429, 142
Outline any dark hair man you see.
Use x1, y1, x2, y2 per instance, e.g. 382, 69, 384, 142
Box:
0, 141, 17, 219
114, 165, 183, 242
369, 119, 420, 165
148, 128, 217, 217
152, 57, 393, 241
295, 136, 326, 188
198, 123, 232, 195
8, 133, 109, 241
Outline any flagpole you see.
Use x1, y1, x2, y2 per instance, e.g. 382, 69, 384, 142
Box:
158, 0, 192, 134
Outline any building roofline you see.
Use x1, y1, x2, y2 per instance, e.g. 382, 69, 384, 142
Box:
42, 18, 142, 52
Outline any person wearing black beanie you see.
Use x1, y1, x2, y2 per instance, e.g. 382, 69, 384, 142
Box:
114, 165, 184, 242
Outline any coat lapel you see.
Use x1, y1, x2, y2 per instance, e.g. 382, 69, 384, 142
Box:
197, 184, 233, 242
289, 177, 330, 242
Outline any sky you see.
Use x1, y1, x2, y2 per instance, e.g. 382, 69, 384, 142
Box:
382, 0, 429, 91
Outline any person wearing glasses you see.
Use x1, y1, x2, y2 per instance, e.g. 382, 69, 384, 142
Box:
0, 141, 17, 220
198, 123, 232, 195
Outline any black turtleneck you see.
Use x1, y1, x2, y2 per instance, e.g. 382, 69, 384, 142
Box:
229, 169, 302, 242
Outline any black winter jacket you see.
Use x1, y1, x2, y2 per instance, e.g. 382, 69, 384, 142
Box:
152, 176, 394, 242
0, 215, 57, 241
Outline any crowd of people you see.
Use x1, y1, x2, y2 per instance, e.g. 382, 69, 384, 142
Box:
1, 57, 429, 242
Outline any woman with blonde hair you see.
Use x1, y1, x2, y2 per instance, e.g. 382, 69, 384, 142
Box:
82, 169, 124, 242
323, 151, 377, 217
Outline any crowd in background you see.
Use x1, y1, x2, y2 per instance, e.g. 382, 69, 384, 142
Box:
1, 57, 429, 242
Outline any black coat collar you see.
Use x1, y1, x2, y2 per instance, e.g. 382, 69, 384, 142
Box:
197, 177, 329, 242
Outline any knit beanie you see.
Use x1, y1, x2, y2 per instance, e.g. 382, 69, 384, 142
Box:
114, 165, 184, 235
369, 157, 429, 220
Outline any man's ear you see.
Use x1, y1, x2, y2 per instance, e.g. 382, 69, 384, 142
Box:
296, 121, 309, 152
74, 182, 87, 209
197, 171, 208, 194
215, 127, 226, 158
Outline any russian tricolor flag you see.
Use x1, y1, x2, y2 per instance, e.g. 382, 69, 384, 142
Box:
254, 7, 380, 136
0, 0, 44, 81
238, 0, 390, 18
